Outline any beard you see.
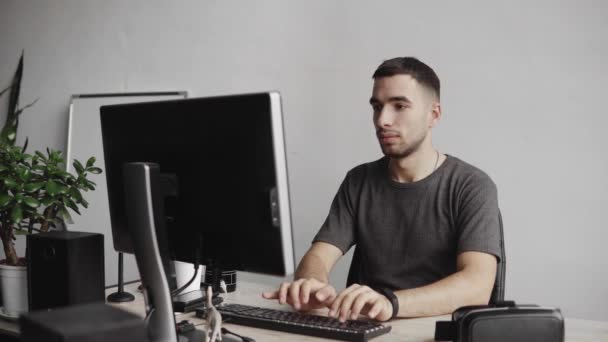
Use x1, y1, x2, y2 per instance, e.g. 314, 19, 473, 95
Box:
378, 129, 427, 159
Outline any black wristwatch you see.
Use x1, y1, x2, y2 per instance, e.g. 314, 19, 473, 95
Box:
376, 287, 399, 320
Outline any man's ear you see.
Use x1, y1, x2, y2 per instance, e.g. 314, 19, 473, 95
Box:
429, 102, 442, 128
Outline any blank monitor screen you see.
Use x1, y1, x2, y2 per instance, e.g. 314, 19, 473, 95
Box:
100, 92, 295, 276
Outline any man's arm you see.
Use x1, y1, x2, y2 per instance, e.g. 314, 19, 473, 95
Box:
394, 251, 497, 317
262, 242, 343, 311
329, 251, 497, 321
294, 241, 343, 282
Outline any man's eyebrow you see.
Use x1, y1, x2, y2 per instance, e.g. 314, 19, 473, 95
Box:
369, 96, 412, 104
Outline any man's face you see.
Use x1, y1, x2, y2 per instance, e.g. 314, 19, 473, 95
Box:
370, 74, 438, 159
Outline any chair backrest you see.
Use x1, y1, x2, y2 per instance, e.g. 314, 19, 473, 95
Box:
489, 210, 506, 303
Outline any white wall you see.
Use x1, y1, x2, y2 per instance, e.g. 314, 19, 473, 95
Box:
1, 0, 607, 320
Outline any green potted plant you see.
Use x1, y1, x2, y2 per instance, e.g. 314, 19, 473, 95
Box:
0, 53, 102, 318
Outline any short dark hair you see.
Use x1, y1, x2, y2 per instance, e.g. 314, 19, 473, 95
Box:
372, 57, 440, 100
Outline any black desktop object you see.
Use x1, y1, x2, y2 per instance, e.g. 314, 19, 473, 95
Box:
100, 92, 295, 275
20, 302, 148, 342
27, 231, 105, 311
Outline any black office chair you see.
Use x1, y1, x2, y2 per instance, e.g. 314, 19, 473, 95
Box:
489, 210, 506, 304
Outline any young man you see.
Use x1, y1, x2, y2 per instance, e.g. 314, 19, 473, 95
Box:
263, 57, 501, 322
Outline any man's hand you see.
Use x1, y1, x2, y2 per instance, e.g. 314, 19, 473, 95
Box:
328, 284, 393, 322
262, 278, 337, 311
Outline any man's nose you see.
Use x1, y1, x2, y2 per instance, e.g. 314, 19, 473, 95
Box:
375, 108, 393, 127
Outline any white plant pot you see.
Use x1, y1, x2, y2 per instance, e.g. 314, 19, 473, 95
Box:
0, 263, 28, 318
174, 261, 204, 294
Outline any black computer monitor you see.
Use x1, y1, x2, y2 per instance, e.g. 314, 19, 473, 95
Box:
100, 92, 295, 276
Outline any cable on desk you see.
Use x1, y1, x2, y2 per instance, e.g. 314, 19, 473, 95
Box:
221, 327, 256, 342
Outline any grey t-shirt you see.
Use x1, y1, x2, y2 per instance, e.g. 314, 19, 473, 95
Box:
313, 155, 501, 291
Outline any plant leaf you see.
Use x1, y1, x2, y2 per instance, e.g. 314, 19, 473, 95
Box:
63, 198, 80, 214
88, 167, 102, 174
73, 159, 84, 173
4, 178, 18, 189
58, 171, 73, 179
58, 206, 74, 224
1, 126, 16, 144
8, 52, 23, 120
18, 166, 30, 179
0, 193, 12, 207
10, 205, 23, 224
46, 180, 60, 195
0, 84, 12, 97
21, 137, 28, 153
23, 196, 40, 208
24, 182, 44, 192
13, 98, 39, 119
69, 187, 83, 202
0, 52, 23, 146
86, 156, 96, 168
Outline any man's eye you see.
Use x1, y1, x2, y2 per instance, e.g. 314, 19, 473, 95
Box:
372, 105, 382, 112
395, 103, 408, 110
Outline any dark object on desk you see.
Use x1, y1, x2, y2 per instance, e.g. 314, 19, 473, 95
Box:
203, 268, 237, 293
172, 289, 223, 313
107, 252, 135, 302
176, 319, 196, 334
27, 231, 105, 311
434, 300, 564, 342
222, 327, 256, 342
197, 303, 391, 342
19, 302, 148, 342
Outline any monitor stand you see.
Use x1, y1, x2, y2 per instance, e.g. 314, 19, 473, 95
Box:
124, 162, 238, 342
123, 162, 179, 342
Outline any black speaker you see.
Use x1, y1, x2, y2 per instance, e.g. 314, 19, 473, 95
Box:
20, 302, 148, 342
27, 231, 105, 311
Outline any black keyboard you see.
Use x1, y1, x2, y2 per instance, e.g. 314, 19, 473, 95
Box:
196, 303, 391, 342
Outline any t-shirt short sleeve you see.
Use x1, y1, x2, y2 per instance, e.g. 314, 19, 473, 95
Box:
456, 172, 502, 261
313, 172, 358, 254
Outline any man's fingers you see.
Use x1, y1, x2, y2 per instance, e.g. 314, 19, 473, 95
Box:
262, 290, 279, 299
316, 285, 337, 304
278, 282, 290, 305
329, 284, 360, 317
264, 279, 336, 311
300, 281, 311, 304
337, 286, 369, 322
349, 291, 375, 320
367, 298, 385, 319
289, 280, 303, 310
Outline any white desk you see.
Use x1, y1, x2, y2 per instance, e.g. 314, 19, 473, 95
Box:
2, 280, 607, 341
109, 281, 608, 342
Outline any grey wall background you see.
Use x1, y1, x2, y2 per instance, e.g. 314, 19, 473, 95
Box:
1, 0, 606, 320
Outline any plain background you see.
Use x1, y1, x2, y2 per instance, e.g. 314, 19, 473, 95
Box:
0, 1, 606, 320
